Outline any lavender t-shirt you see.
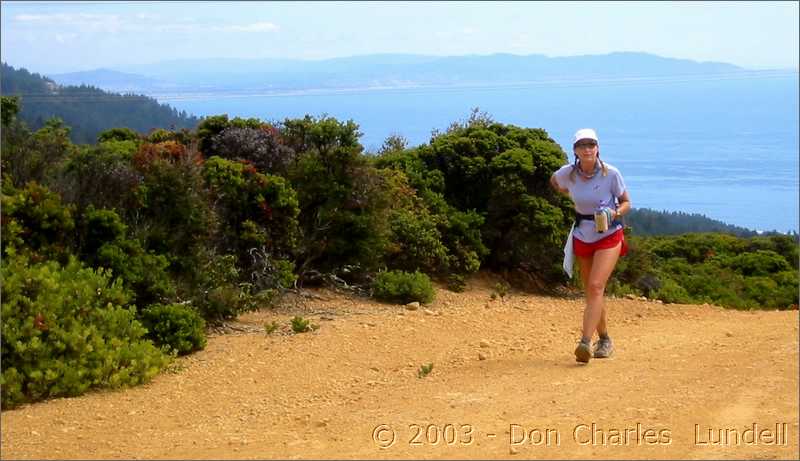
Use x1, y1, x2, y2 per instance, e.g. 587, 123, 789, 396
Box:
553, 162, 626, 243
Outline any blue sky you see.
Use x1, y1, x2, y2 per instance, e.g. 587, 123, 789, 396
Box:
2, 1, 798, 74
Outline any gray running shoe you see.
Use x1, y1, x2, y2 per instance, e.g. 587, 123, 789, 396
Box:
574, 341, 592, 363
593, 337, 614, 358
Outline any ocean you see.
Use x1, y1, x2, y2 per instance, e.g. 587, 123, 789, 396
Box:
159, 74, 799, 233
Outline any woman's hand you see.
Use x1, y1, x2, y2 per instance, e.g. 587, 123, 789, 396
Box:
615, 191, 631, 218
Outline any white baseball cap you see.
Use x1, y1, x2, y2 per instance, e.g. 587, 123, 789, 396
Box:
573, 128, 598, 144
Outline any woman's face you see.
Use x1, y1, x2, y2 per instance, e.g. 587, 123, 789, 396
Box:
573, 139, 598, 162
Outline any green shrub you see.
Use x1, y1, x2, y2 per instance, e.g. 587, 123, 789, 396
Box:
447, 274, 467, 292
290, 316, 312, 333
132, 141, 214, 273
139, 303, 207, 355
78, 206, 128, 253
264, 321, 280, 335
376, 118, 571, 285
649, 233, 746, 264
410, 115, 572, 282
76, 206, 174, 307
283, 115, 396, 278
2, 117, 75, 187
493, 281, 510, 299
373, 270, 435, 304
385, 207, 449, 273
94, 241, 175, 307
1, 180, 76, 263
201, 285, 246, 322
97, 127, 140, 143
375, 168, 450, 275
57, 142, 141, 215
721, 250, 791, 277
418, 363, 434, 378
770, 270, 800, 308
1, 254, 168, 409
610, 233, 799, 310
202, 156, 300, 270
652, 277, 692, 304
146, 128, 193, 145
1, 95, 20, 127
180, 250, 263, 322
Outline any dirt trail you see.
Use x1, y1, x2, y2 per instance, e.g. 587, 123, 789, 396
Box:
2, 276, 798, 460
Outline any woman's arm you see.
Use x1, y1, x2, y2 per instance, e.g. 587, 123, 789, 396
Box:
550, 174, 569, 196
615, 190, 631, 218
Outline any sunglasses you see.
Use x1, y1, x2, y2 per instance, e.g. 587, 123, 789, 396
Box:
574, 141, 597, 149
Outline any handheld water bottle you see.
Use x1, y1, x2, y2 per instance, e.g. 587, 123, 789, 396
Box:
594, 207, 613, 233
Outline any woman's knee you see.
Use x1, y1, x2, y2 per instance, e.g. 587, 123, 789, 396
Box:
586, 279, 606, 296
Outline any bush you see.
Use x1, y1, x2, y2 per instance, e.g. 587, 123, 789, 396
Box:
132, 140, 214, 272
652, 277, 692, 304
78, 206, 175, 307
609, 233, 799, 309
721, 250, 791, 277
247, 249, 297, 290
186, 252, 246, 322
768, 270, 800, 309
2, 117, 75, 187
386, 206, 449, 274
183, 250, 281, 322
411, 115, 572, 282
97, 127, 140, 143
447, 274, 467, 292
57, 142, 142, 216
196, 114, 263, 156
202, 156, 300, 268
210, 125, 296, 175
375, 117, 570, 286
201, 285, 245, 322
139, 303, 207, 355
202, 156, 299, 308
284, 115, 396, 279
374, 155, 487, 283
290, 316, 312, 333
95, 241, 175, 307
373, 270, 435, 304
1, 180, 76, 263
1, 95, 20, 127
1, 254, 168, 409
146, 128, 193, 145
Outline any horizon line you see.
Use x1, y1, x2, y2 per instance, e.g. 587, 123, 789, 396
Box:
10, 50, 798, 75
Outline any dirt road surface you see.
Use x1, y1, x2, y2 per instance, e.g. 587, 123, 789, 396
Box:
2, 276, 798, 459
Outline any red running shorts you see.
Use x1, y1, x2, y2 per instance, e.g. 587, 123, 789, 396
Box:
573, 229, 628, 258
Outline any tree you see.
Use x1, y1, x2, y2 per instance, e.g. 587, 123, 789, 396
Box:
97, 127, 140, 143
1, 95, 20, 127
2, 117, 75, 187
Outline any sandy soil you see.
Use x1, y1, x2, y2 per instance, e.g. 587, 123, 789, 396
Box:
2, 275, 798, 460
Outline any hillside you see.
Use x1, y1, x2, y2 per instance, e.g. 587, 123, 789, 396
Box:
624, 208, 794, 237
1, 279, 798, 460
49, 52, 747, 94
1, 63, 200, 144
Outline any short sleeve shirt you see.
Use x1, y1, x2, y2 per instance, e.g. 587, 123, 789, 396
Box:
553, 162, 627, 243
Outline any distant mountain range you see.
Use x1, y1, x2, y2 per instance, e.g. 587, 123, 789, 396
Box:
48, 52, 749, 96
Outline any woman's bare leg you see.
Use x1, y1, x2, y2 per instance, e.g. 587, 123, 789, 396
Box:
580, 243, 621, 341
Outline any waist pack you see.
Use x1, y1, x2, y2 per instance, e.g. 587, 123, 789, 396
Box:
575, 211, 622, 233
